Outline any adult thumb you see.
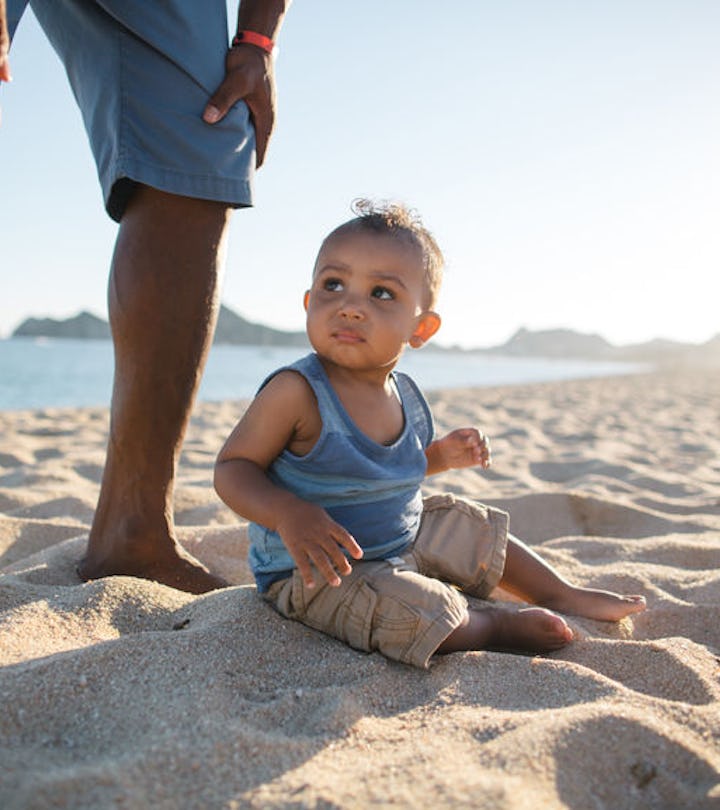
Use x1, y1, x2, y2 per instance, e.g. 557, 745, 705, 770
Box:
202, 78, 239, 124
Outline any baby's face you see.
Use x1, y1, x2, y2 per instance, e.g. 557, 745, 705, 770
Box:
304, 229, 436, 373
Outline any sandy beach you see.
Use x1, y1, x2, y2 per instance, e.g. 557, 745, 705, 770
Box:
1, 369, 719, 809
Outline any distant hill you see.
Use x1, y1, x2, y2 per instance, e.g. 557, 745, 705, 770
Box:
495, 327, 614, 359
213, 305, 308, 347
13, 306, 309, 348
485, 327, 720, 367
11, 309, 720, 367
612, 335, 720, 366
13, 311, 111, 340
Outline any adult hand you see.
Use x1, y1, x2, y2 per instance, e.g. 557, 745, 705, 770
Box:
202, 43, 276, 168
277, 501, 364, 589
0, 0, 10, 127
1, 0, 11, 83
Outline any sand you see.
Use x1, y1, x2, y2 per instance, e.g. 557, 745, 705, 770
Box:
1, 369, 719, 809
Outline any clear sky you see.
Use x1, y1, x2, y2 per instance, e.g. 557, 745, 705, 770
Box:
1, 1, 718, 348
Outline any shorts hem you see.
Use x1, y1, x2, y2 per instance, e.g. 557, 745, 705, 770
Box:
106, 159, 254, 221
400, 601, 467, 670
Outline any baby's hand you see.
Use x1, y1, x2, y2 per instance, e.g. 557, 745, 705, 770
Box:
277, 501, 363, 589
433, 428, 492, 471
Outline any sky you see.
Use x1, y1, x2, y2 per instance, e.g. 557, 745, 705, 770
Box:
1, 0, 718, 349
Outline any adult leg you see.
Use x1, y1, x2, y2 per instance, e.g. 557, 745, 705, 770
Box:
78, 186, 231, 593
499, 535, 646, 621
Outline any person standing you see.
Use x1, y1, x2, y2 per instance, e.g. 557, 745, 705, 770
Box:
0, 0, 291, 592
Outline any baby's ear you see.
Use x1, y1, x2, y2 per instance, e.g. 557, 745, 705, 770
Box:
303, 290, 310, 311
409, 312, 441, 348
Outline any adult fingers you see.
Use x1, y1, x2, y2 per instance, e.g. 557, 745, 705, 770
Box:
242, 84, 274, 168
0, 53, 10, 83
202, 47, 276, 169
202, 68, 252, 124
1, 6, 11, 84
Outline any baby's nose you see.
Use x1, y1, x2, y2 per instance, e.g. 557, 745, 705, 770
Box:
338, 295, 365, 319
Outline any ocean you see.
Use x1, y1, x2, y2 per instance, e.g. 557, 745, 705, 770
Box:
0, 338, 645, 412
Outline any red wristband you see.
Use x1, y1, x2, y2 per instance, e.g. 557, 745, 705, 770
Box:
231, 30, 274, 54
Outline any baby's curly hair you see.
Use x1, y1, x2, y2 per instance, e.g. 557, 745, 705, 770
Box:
329, 198, 444, 309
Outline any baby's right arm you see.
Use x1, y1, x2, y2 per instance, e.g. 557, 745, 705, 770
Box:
214, 371, 363, 588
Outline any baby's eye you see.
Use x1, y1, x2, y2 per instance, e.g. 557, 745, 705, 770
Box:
371, 286, 394, 300
323, 278, 344, 292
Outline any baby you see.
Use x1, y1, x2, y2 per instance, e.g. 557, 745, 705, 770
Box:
215, 200, 646, 668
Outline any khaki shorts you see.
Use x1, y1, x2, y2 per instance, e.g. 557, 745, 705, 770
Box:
264, 493, 509, 669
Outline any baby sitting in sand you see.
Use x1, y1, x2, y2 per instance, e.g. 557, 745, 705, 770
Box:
214, 200, 646, 668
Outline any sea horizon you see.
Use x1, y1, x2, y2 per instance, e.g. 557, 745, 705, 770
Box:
0, 337, 647, 413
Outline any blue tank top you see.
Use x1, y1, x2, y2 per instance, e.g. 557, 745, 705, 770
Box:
248, 353, 434, 591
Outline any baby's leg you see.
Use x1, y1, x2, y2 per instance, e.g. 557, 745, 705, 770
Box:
437, 605, 573, 656
500, 535, 646, 622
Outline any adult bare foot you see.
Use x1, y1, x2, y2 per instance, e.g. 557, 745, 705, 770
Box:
543, 587, 646, 622
78, 190, 233, 595
438, 606, 574, 656
77, 531, 227, 594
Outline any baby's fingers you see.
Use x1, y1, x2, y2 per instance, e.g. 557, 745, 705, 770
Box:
479, 444, 492, 469
302, 529, 361, 589
289, 542, 343, 589
307, 544, 350, 588
295, 554, 318, 590
469, 430, 492, 468
283, 535, 342, 589
336, 529, 364, 560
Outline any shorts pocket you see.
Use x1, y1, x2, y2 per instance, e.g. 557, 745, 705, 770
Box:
335, 578, 421, 660
370, 593, 423, 664
330, 577, 378, 652
278, 566, 424, 662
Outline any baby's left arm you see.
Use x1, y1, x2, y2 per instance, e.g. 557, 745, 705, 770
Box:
425, 427, 491, 476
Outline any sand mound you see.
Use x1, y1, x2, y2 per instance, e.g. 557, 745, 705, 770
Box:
2, 370, 719, 808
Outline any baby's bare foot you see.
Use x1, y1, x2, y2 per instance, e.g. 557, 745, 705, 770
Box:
544, 588, 646, 622
484, 606, 574, 653
439, 606, 573, 656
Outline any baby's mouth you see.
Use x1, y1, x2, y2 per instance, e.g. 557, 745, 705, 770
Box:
333, 329, 365, 344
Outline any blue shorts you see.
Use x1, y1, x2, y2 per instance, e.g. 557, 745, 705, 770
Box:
9, 0, 255, 221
